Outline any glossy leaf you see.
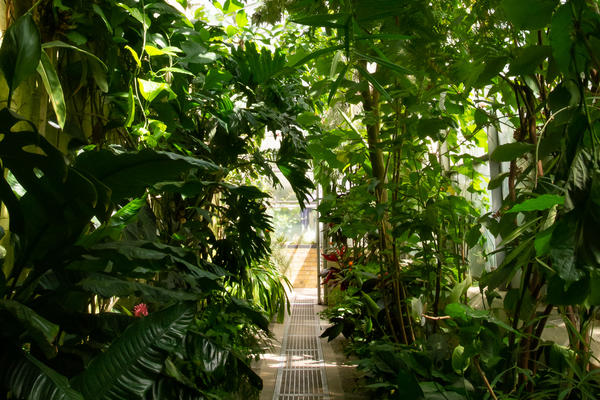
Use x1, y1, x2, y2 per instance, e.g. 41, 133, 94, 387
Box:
138, 79, 176, 102
125, 85, 135, 127
0, 352, 84, 400
42, 41, 108, 71
549, 215, 582, 283
74, 149, 222, 201
490, 142, 534, 162
72, 303, 194, 400
506, 194, 564, 213
0, 14, 41, 103
36, 51, 66, 129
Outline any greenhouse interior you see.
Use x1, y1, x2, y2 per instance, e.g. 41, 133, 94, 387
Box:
1, 0, 600, 399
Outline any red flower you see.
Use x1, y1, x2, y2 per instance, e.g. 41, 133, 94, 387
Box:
134, 303, 148, 317
322, 252, 339, 262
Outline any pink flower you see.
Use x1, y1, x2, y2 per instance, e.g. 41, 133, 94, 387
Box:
133, 303, 148, 317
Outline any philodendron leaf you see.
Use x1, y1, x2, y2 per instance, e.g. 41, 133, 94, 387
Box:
490, 142, 534, 162
0, 14, 41, 103
72, 302, 195, 400
507, 194, 564, 213
74, 149, 222, 202
37, 51, 66, 129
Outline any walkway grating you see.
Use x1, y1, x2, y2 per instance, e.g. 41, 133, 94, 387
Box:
273, 292, 330, 400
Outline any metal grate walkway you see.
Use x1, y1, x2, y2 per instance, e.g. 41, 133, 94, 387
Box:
273, 292, 330, 400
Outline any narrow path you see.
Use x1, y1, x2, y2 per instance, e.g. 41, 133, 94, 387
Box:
272, 290, 330, 400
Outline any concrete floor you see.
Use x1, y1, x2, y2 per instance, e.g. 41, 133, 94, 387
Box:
254, 289, 367, 400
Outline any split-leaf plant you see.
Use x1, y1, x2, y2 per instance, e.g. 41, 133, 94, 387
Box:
0, 1, 315, 399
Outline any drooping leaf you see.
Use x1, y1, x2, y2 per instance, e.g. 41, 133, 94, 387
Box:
36, 51, 66, 129
74, 149, 222, 202
487, 172, 509, 190
328, 63, 349, 104
72, 303, 194, 400
125, 85, 135, 127
490, 142, 534, 162
92, 4, 113, 34
0, 14, 41, 103
550, 5, 574, 74
353, 51, 412, 75
506, 194, 564, 213
549, 215, 582, 283
124, 45, 141, 69
355, 64, 392, 102
320, 322, 344, 342
42, 41, 108, 71
289, 45, 345, 68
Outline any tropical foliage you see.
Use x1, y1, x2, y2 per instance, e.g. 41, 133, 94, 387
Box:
254, 0, 600, 398
3, 0, 600, 399
0, 1, 310, 399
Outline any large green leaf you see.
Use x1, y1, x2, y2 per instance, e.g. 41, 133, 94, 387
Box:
549, 215, 583, 283
506, 194, 564, 213
72, 302, 195, 400
0, 14, 41, 103
138, 79, 176, 102
0, 110, 103, 262
501, 0, 558, 30
36, 51, 66, 129
508, 45, 552, 76
490, 142, 534, 162
74, 149, 222, 202
549, 5, 573, 74
0, 352, 84, 400
77, 197, 147, 246
547, 275, 589, 305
